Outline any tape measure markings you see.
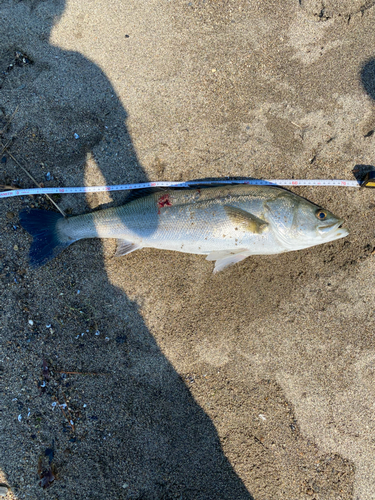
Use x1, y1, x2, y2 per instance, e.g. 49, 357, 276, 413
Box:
0, 179, 361, 199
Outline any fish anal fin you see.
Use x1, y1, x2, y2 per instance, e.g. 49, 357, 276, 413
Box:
224, 206, 268, 234
206, 249, 250, 273
115, 239, 142, 257
211, 252, 250, 273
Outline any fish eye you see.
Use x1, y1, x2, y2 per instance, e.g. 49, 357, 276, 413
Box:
316, 210, 327, 220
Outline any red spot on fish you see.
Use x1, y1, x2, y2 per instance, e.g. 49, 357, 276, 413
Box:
157, 193, 172, 214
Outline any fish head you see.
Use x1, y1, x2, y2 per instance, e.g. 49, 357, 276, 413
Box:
264, 192, 349, 250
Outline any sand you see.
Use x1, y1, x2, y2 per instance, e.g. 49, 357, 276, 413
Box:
1, 0, 375, 498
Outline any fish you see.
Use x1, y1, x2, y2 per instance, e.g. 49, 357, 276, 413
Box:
19, 184, 349, 273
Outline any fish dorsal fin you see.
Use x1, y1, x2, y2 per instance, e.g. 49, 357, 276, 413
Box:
224, 206, 268, 234
115, 239, 142, 257
206, 249, 250, 273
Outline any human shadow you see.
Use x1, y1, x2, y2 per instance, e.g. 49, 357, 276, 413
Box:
0, 1, 253, 498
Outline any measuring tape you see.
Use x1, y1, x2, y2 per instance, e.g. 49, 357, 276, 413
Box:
0, 176, 371, 199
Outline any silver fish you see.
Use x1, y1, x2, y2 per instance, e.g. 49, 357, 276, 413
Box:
19, 185, 348, 272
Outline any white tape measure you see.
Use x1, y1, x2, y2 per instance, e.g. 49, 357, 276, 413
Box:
0, 178, 363, 199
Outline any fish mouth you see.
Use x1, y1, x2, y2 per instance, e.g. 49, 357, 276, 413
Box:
317, 219, 349, 240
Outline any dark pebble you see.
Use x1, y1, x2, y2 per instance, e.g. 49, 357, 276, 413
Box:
45, 447, 54, 463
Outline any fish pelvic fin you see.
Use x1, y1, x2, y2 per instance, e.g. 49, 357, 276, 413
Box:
19, 210, 75, 268
115, 239, 142, 257
206, 249, 250, 273
224, 206, 268, 234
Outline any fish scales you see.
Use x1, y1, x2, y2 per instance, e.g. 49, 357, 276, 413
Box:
83, 186, 271, 252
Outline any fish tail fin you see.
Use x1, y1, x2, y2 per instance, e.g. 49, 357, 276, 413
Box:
19, 210, 73, 267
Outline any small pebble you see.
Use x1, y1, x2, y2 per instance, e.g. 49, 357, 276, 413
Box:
0, 485, 9, 496
6, 211, 14, 219
13, 244, 18, 251
122, 483, 129, 489
28, 320, 34, 326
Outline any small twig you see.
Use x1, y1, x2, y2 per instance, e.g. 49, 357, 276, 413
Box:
291, 121, 309, 140
1, 142, 66, 217
1, 139, 13, 156
0, 105, 19, 136
0, 184, 20, 190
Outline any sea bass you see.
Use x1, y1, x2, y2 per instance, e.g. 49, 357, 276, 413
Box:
19, 185, 348, 272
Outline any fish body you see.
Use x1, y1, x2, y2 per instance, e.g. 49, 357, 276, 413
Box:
20, 185, 348, 272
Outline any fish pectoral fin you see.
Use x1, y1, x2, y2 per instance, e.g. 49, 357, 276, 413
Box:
224, 206, 268, 233
115, 239, 142, 257
209, 251, 250, 273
